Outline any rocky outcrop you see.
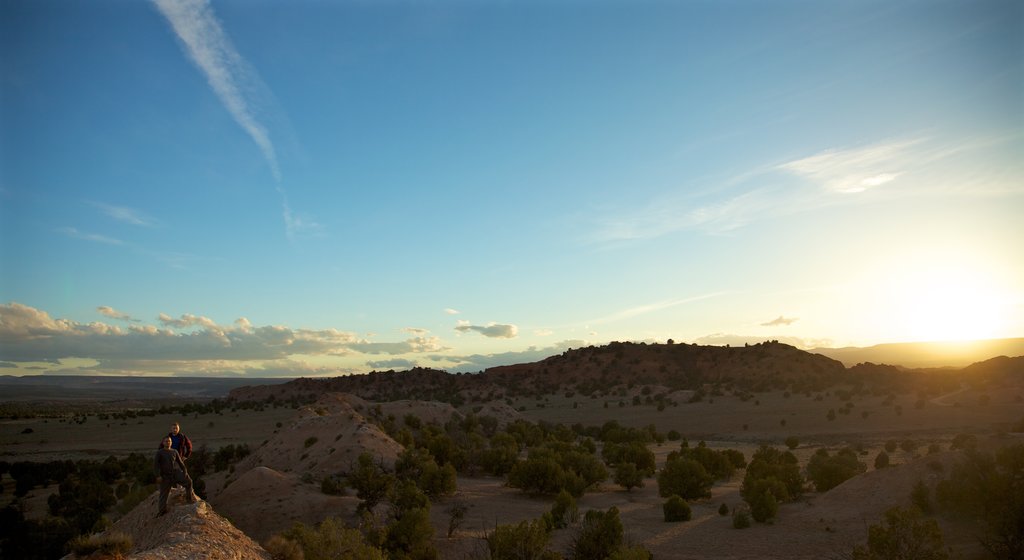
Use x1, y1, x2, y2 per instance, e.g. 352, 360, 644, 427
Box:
69, 488, 270, 559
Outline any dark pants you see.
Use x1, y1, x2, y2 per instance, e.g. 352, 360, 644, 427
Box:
158, 469, 196, 514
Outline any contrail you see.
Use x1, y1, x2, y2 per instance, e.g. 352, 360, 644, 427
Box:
153, 0, 280, 181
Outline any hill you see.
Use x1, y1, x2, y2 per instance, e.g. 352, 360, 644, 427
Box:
230, 340, 850, 404
65, 489, 269, 559
813, 338, 1024, 368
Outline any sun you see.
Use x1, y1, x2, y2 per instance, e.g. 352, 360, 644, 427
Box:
890, 267, 1006, 343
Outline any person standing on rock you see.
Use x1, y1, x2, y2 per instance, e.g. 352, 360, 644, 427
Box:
167, 422, 193, 460
155, 435, 197, 516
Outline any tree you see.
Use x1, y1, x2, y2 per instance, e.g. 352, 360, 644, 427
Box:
875, 451, 890, 470
348, 453, 394, 513
572, 508, 624, 560
281, 517, 385, 560
785, 436, 800, 450
657, 458, 713, 500
487, 519, 554, 560
614, 462, 644, 492
935, 445, 1024, 559
806, 448, 866, 492
850, 507, 948, 560
742, 477, 784, 522
663, 495, 691, 522
743, 446, 802, 500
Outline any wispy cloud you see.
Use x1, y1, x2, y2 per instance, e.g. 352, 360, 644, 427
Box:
585, 292, 727, 326
153, 0, 279, 180
779, 139, 918, 194
402, 327, 430, 336
280, 189, 326, 240
97, 306, 139, 322
91, 202, 158, 227
761, 315, 798, 327
444, 308, 461, 315
57, 227, 123, 245
454, 321, 519, 339
154, 0, 324, 240
589, 135, 1012, 243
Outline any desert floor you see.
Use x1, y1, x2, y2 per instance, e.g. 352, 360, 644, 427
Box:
2, 381, 1021, 559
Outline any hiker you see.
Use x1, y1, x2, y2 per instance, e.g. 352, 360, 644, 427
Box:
154, 435, 197, 516
167, 422, 193, 460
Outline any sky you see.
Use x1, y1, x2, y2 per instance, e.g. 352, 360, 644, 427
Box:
1, 0, 1022, 377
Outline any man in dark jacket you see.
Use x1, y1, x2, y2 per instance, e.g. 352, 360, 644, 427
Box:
167, 422, 192, 460
154, 435, 197, 516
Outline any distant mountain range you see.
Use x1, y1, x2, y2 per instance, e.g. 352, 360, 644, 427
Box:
811, 338, 1024, 368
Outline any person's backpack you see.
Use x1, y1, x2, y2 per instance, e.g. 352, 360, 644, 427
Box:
179, 432, 193, 459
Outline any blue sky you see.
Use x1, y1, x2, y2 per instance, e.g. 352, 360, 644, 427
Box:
1, 0, 1021, 377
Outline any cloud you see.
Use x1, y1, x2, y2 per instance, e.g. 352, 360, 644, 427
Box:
46, 357, 343, 378
454, 322, 518, 339
402, 327, 429, 336
0, 302, 365, 363
588, 135, 1006, 242
761, 315, 798, 327
444, 308, 461, 315
779, 139, 918, 194
97, 306, 139, 322
153, 0, 279, 180
91, 202, 158, 227
347, 336, 448, 355
280, 190, 326, 240
58, 227, 123, 245
534, 329, 554, 337
446, 339, 588, 372
584, 293, 727, 326
366, 358, 418, 370
158, 312, 219, 330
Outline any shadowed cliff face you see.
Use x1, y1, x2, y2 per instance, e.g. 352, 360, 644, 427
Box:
65, 488, 270, 560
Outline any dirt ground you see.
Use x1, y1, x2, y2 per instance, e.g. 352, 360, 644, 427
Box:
3, 381, 1021, 559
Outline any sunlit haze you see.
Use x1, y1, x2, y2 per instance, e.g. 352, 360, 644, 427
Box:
1, 0, 1021, 377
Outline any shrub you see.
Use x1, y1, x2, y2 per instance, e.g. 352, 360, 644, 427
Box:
910, 480, 932, 514
657, 458, 712, 500
874, 451, 890, 470
321, 475, 345, 496
304, 437, 318, 449
264, 535, 305, 560
718, 503, 729, 516
487, 519, 552, 560
935, 445, 1023, 558
884, 440, 897, 453
546, 489, 578, 530
67, 531, 132, 557
950, 433, 977, 450
667, 430, 682, 441
281, 517, 384, 560
572, 507, 624, 560
806, 448, 866, 492
742, 445, 802, 501
445, 502, 468, 538
608, 546, 653, 559
732, 509, 752, 529
743, 478, 783, 522
850, 507, 948, 560
784, 436, 799, 450
614, 462, 644, 492
663, 495, 691, 522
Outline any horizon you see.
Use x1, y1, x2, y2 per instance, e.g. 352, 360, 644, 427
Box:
2, 1, 1022, 378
